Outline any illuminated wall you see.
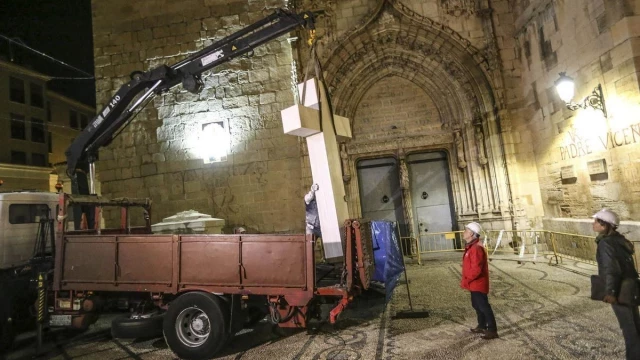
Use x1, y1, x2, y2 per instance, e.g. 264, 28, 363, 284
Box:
92, 0, 304, 231
507, 0, 640, 231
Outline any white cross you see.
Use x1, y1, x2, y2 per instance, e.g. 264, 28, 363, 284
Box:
281, 78, 352, 260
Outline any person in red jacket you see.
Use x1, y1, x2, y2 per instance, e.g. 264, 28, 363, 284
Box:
461, 222, 498, 340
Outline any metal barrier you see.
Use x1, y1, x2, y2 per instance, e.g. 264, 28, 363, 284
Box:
411, 228, 601, 268
547, 231, 596, 265
484, 230, 555, 264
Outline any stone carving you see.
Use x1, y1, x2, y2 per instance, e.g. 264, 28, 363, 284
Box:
346, 133, 452, 155
483, 40, 500, 72
441, 0, 477, 17
323, 0, 487, 81
475, 125, 488, 166
377, 9, 395, 25
399, 159, 416, 253
455, 130, 467, 169
340, 143, 351, 183
400, 159, 410, 190
327, 31, 477, 111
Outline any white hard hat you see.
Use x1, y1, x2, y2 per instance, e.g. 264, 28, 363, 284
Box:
592, 209, 620, 226
465, 222, 482, 235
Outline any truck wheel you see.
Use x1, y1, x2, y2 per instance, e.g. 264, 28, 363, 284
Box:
163, 292, 228, 360
111, 311, 165, 339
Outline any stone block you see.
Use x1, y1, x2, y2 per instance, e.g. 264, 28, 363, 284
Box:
152, 209, 225, 234
100, 170, 116, 182
144, 174, 164, 187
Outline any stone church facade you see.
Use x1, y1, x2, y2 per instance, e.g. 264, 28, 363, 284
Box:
89, 0, 640, 236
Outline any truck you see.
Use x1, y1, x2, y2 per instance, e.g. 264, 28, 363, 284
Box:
0, 191, 58, 270
24, 8, 375, 360
0, 191, 58, 351
47, 194, 372, 359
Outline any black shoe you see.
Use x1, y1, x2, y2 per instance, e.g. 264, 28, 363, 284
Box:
470, 327, 486, 334
482, 330, 499, 340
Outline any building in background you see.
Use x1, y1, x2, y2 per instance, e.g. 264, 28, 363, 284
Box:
0, 59, 94, 192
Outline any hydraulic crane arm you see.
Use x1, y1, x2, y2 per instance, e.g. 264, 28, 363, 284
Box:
65, 8, 319, 181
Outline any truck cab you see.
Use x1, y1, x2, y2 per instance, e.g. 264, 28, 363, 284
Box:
0, 192, 59, 270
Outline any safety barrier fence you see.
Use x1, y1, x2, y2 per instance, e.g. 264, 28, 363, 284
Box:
404, 230, 608, 268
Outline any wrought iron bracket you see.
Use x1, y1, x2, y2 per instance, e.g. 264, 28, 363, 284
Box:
566, 84, 607, 118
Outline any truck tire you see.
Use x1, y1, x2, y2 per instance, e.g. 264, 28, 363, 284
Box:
111, 311, 165, 339
163, 292, 228, 360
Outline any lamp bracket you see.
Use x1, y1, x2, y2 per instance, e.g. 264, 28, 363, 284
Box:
566, 84, 607, 118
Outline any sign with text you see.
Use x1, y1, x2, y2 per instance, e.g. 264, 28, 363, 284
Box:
559, 122, 640, 160
561, 165, 576, 179
587, 159, 607, 175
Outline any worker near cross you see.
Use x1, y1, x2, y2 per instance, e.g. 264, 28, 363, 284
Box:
461, 222, 498, 340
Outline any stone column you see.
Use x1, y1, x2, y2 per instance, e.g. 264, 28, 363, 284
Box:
399, 159, 417, 255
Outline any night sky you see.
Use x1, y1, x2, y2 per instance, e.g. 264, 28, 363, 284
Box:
0, 0, 95, 107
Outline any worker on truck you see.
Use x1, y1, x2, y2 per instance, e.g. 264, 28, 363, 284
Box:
305, 184, 321, 238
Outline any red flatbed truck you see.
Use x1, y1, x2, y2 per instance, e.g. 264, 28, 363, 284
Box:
44, 193, 373, 359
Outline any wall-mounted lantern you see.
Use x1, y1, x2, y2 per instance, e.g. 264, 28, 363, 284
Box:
555, 72, 607, 117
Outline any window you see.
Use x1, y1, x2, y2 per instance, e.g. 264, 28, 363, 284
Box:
9, 77, 25, 103
30, 83, 44, 108
31, 118, 45, 143
80, 114, 88, 129
47, 101, 52, 122
32, 153, 46, 167
10, 151, 27, 165
69, 110, 78, 129
10, 113, 26, 140
48, 132, 52, 153
9, 204, 50, 224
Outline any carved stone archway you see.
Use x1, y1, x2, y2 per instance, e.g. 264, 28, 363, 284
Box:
318, 0, 513, 229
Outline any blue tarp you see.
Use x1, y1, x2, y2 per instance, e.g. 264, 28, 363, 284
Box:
371, 221, 405, 303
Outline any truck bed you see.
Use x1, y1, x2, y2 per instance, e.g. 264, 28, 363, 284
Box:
54, 234, 316, 306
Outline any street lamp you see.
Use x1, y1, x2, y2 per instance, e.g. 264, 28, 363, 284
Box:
555, 72, 607, 117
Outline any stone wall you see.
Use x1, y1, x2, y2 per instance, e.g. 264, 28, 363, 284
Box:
506, 0, 640, 229
92, 0, 304, 232
352, 76, 442, 146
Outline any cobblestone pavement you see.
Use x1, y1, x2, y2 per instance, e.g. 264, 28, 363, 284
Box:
5, 255, 624, 360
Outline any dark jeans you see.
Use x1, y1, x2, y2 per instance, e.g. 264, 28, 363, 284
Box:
612, 304, 640, 360
471, 291, 497, 332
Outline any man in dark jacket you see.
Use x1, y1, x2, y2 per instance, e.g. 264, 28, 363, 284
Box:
461, 222, 498, 340
594, 208, 640, 360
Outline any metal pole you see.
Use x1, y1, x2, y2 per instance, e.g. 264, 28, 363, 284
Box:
36, 272, 46, 355
89, 161, 96, 195
395, 222, 414, 312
